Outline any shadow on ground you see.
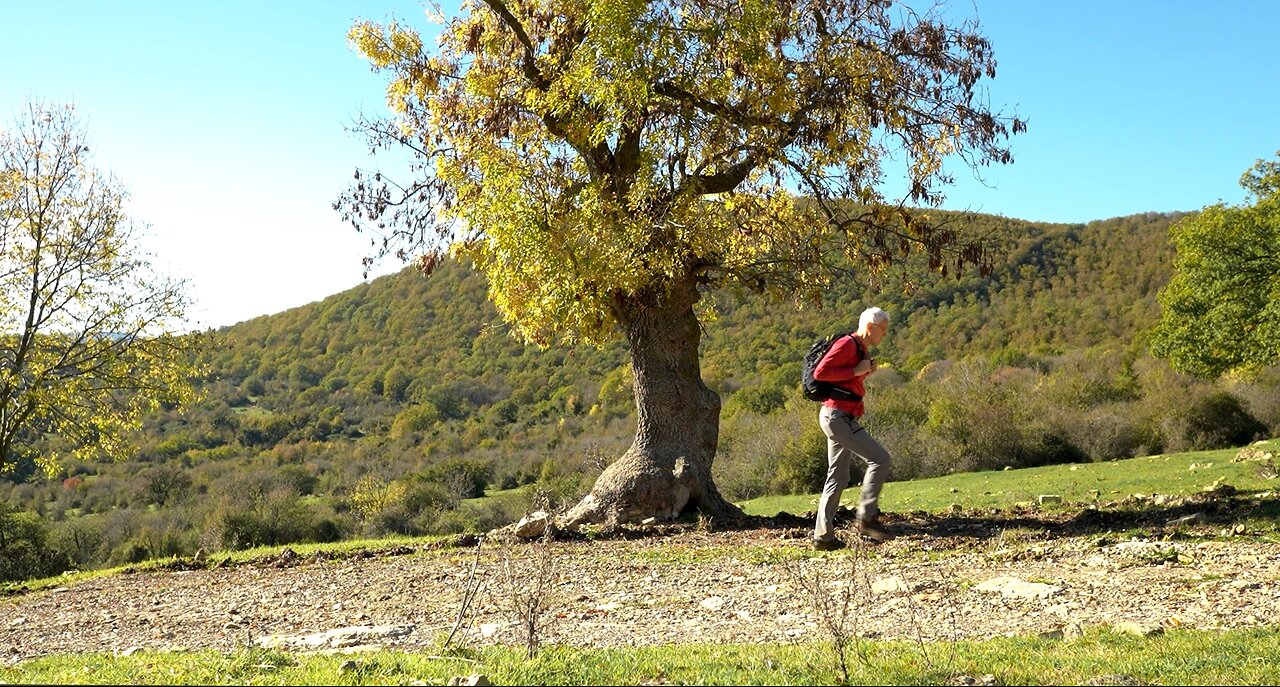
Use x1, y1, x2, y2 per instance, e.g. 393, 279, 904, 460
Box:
740, 484, 1280, 548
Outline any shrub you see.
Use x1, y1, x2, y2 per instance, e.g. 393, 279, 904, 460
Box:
390, 402, 441, 439
727, 384, 788, 416
1055, 403, 1160, 461
0, 505, 70, 582
1181, 392, 1268, 450
524, 459, 587, 511
420, 458, 492, 500
769, 423, 833, 495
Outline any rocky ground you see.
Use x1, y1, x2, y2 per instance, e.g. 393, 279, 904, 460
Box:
4, 496, 1279, 665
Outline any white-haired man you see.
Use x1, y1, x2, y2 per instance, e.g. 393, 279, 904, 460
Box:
810, 306, 895, 549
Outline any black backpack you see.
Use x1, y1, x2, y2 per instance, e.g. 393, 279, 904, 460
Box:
801, 331, 865, 402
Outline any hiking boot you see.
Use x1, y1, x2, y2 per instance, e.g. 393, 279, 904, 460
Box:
855, 517, 895, 542
812, 538, 847, 552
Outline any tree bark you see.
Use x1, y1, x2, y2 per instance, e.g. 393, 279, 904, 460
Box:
563, 277, 744, 527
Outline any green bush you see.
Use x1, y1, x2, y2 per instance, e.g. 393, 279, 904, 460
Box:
1182, 392, 1268, 450
0, 505, 70, 582
524, 459, 587, 511
420, 458, 492, 499
769, 423, 832, 495
391, 402, 441, 439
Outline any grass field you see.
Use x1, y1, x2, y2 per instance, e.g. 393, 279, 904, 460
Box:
5, 626, 1279, 685
740, 439, 1278, 520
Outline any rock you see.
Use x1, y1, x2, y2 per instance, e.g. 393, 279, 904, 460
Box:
1037, 495, 1063, 506
118, 646, 143, 657
699, 596, 725, 611
1234, 446, 1267, 462
1064, 622, 1086, 639
514, 511, 551, 539
1113, 621, 1162, 637
1166, 512, 1207, 527
257, 624, 414, 650
871, 577, 913, 595
447, 675, 492, 686
974, 576, 1063, 600
640, 517, 658, 525
273, 547, 299, 568
338, 660, 358, 673
1203, 478, 1235, 495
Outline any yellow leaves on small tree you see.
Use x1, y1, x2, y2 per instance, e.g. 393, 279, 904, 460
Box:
0, 100, 199, 475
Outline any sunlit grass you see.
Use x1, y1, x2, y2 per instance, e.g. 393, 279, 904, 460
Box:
741, 439, 1278, 519
6, 627, 1279, 685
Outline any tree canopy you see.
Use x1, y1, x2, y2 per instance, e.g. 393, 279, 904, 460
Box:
340, 0, 1025, 346
0, 101, 198, 475
1152, 153, 1280, 377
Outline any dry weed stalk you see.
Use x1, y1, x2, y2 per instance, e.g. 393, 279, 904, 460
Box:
493, 528, 560, 659
442, 539, 486, 652
779, 535, 872, 684
779, 531, 964, 684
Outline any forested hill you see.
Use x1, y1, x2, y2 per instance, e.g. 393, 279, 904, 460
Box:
161, 211, 1175, 459
207, 209, 1182, 416
699, 210, 1184, 381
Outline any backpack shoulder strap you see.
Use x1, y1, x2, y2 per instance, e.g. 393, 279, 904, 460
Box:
849, 332, 866, 359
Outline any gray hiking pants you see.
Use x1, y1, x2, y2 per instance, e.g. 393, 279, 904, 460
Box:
814, 406, 892, 542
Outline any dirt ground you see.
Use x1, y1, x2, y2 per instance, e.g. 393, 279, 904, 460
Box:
4, 503, 1279, 664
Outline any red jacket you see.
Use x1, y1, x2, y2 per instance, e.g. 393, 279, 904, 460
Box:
813, 334, 868, 417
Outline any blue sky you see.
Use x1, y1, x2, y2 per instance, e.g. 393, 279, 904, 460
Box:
2, 1, 1277, 328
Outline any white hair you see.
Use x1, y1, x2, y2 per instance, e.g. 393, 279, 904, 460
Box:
858, 307, 889, 330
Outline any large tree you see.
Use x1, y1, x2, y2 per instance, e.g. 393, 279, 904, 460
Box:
338, 0, 1023, 526
1152, 153, 1280, 377
0, 101, 197, 476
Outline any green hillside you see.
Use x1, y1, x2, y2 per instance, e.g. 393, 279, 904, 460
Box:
3, 209, 1277, 583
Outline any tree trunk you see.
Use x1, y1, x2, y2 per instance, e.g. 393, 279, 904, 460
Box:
563, 278, 744, 527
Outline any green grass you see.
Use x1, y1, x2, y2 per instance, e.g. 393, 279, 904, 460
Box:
1, 533, 458, 596
459, 484, 530, 515
741, 439, 1279, 517
6, 627, 1279, 685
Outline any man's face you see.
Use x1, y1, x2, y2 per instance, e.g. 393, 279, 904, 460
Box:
864, 320, 889, 346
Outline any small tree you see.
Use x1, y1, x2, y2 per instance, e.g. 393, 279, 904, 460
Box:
339, 0, 1023, 525
1152, 152, 1280, 377
0, 100, 197, 475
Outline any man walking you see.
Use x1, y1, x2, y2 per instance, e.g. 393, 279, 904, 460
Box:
811, 306, 895, 549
